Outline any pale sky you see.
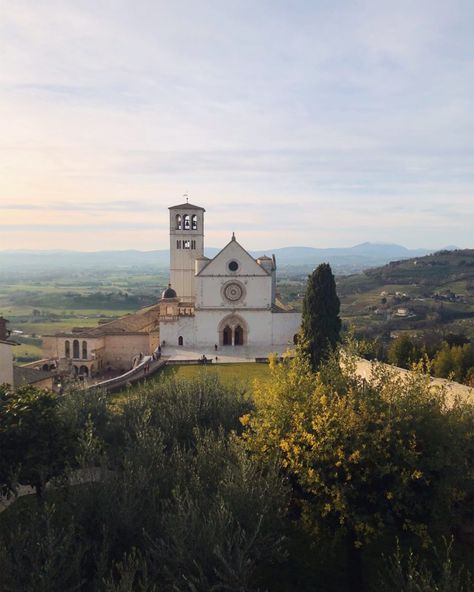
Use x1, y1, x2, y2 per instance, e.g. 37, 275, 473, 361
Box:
0, 0, 473, 251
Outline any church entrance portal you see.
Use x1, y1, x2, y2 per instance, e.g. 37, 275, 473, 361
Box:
219, 315, 248, 346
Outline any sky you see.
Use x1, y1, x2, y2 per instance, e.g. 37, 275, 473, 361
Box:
0, 0, 473, 251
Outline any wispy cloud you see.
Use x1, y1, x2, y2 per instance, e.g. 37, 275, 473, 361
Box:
0, 0, 472, 250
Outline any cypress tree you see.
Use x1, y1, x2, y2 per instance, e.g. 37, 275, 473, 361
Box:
301, 263, 341, 370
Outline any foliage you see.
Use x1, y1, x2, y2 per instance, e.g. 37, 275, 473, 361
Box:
0, 375, 287, 592
116, 373, 253, 450
0, 385, 76, 497
301, 263, 341, 370
387, 335, 421, 369
245, 351, 474, 551
0, 503, 85, 592
432, 342, 474, 383
377, 538, 472, 592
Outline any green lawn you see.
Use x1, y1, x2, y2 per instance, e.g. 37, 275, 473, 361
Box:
160, 362, 272, 387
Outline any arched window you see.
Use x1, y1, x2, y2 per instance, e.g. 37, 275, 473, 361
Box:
183, 214, 190, 230
82, 340, 88, 359
176, 214, 182, 229
178, 336, 183, 346
192, 215, 198, 230
65, 340, 70, 358
73, 339, 80, 359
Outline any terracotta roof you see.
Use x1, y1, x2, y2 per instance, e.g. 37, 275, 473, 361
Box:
47, 304, 161, 338
85, 304, 161, 336
169, 202, 205, 211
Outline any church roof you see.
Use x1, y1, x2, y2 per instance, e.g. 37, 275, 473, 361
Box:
169, 203, 205, 211
47, 304, 161, 338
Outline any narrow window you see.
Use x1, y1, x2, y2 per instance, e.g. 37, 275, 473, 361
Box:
177, 239, 181, 249
183, 214, 190, 230
176, 214, 182, 229
184, 240, 191, 249
73, 339, 80, 359
65, 340, 70, 358
82, 340, 88, 359
178, 336, 183, 346
192, 215, 198, 230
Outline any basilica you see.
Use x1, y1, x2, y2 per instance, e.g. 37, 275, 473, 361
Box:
44, 201, 301, 376
160, 201, 301, 348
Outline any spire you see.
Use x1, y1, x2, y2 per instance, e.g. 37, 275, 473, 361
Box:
232, 232, 236, 241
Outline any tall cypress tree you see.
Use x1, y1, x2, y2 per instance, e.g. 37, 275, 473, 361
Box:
301, 263, 341, 370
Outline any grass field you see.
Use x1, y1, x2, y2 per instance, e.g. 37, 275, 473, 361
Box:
160, 362, 272, 386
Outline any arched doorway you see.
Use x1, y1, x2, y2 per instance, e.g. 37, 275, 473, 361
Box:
218, 315, 248, 346
223, 325, 232, 346
79, 365, 89, 377
178, 336, 183, 346
234, 325, 244, 346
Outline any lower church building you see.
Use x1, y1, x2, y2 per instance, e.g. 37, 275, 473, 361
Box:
44, 200, 301, 376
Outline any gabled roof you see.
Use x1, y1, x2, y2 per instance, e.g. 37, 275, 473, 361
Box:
169, 203, 205, 211
196, 235, 270, 276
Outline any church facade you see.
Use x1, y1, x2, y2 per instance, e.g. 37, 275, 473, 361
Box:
159, 201, 301, 348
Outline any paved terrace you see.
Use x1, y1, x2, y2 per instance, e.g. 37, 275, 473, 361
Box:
162, 344, 294, 364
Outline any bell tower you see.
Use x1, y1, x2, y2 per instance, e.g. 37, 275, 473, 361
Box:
169, 199, 205, 301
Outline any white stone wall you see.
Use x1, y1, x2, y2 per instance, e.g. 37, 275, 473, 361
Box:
271, 312, 302, 345
0, 342, 14, 385
160, 316, 196, 347
160, 309, 301, 348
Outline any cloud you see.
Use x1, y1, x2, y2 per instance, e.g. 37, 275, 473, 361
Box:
0, 0, 472, 250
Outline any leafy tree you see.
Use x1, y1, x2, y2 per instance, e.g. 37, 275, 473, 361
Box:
301, 263, 341, 370
244, 351, 474, 590
0, 385, 76, 498
387, 335, 420, 368
433, 343, 474, 383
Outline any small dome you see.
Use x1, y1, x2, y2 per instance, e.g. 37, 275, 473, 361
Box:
161, 284, 177, 299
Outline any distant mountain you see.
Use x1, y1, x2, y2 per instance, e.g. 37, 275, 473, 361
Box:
0, 243, 448, 275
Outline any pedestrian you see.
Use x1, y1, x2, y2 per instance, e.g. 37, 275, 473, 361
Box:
214, 343, 218, 352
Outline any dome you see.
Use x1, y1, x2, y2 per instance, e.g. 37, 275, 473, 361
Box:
161, 284, 177, 299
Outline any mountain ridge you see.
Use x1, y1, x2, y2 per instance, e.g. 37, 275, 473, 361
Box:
0, 243, 459, 274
